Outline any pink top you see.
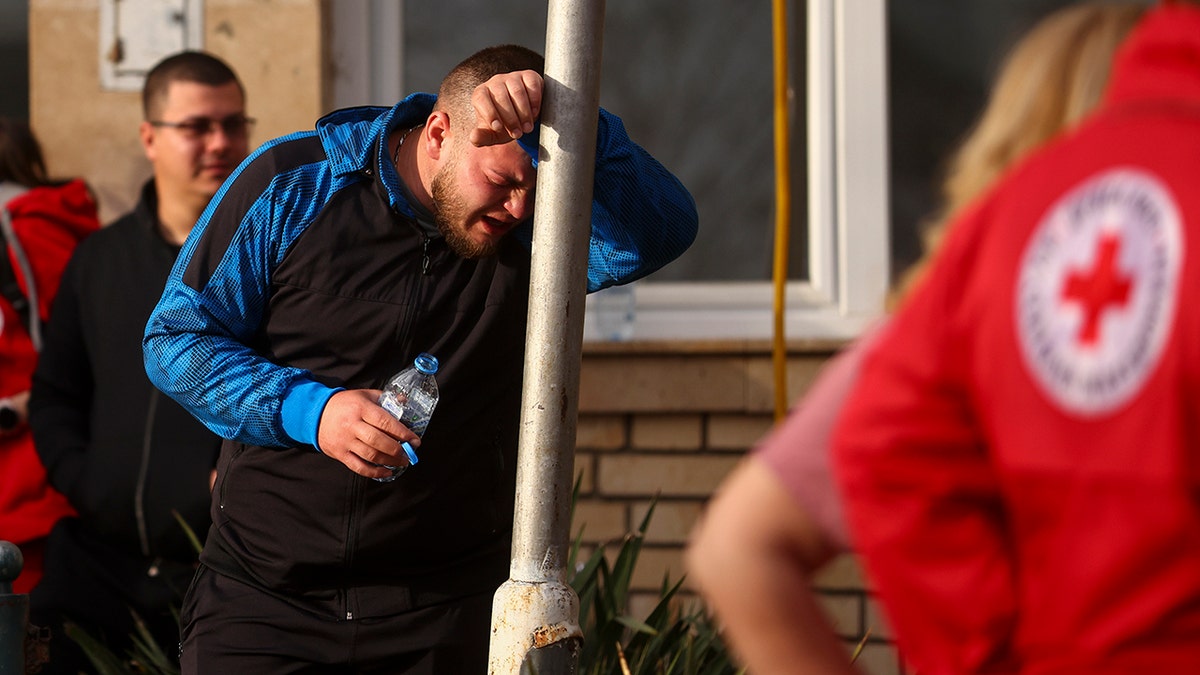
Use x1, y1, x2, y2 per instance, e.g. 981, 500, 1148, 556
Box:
755, 324, 881, 552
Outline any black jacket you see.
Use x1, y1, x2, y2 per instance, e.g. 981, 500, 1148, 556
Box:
30, 179, 221, 563
195, 134, 527, 620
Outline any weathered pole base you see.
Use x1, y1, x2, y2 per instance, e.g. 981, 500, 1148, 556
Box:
489, 579, 582, 675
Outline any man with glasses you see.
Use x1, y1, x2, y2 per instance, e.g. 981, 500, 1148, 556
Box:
27, 51, 250, 674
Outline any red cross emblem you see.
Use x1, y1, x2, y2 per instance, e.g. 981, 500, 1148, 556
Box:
1059, 232, 1132, 346
1018, 169, 1180, 416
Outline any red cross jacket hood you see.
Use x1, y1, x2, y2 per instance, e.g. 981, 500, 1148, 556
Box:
0, 178, 98, 568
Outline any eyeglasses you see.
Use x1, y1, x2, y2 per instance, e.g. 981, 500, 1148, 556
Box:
149, 115, 256, 140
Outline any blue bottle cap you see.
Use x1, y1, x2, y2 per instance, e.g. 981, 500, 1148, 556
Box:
401, 441, 419, 466
414, 353, 439, 375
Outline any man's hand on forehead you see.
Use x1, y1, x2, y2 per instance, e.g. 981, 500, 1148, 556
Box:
469, 70, 543, 147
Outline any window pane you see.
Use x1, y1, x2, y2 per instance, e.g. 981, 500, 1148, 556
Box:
405, 1, 808, 283
887, 0, 1086, 286
0, 1, 30, 120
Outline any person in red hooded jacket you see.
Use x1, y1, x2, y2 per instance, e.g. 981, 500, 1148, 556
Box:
0, 117, 99, 594
835, 1, 1200, 673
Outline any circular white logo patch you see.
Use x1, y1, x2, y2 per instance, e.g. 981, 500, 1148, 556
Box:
1016, 168, 1183, 417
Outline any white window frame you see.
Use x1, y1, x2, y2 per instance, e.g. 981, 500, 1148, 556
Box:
623, 0, 889, 342
331, 0, 890, 342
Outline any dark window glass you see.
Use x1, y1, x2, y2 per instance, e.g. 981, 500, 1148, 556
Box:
0, 1, 30, 120
888, 0, 1090, 284
405, 1, 1093, 288
405, 0, 808, 283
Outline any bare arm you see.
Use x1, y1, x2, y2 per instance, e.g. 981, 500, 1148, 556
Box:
686, 458, 859, 675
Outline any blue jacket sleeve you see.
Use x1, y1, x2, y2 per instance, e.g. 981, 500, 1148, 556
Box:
517, 109, 698, 292
143, 143, 340, 449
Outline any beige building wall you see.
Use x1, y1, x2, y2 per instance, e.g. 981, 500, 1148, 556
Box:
30, 0, 327, 223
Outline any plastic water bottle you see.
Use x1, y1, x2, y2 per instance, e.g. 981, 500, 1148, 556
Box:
374, 352, 439, 482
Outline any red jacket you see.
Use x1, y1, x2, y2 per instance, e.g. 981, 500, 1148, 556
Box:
0, 179, 99, 590
834, 6, 1200, 674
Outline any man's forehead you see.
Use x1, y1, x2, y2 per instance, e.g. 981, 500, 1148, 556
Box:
159, 80, 244, 114
475, 142, 536, 182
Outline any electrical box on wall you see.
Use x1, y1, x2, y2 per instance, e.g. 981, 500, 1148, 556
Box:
99, 0, 204, 92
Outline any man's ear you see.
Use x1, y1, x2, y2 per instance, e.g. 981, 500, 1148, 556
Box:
424, 111, 451, 161
138, 121, 156, 162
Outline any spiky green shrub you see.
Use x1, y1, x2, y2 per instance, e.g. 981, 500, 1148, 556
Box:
567, 492, 743, 675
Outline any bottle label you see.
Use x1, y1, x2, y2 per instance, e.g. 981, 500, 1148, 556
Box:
380, 394, 405, 420
408, 388, 436, 413
380, 387, 436, 436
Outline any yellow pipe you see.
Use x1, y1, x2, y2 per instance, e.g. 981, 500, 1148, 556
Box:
771, 0, 791, 420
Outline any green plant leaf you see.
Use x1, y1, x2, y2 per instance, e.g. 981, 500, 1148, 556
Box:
63, 621, 134, 675
171, 509, 204, 555
614, 615, 657, 636
127, 610, 179, 674
850, 626, 873, 663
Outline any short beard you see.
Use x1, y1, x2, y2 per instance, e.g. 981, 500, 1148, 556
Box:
430, 159, 498, 260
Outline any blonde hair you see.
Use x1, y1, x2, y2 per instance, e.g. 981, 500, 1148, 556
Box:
889, 1, 1146, 309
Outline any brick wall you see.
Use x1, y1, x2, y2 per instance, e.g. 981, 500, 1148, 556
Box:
572, 340, 910, 675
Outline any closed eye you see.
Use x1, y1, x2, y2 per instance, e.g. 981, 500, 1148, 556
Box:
488, 173, 523, 188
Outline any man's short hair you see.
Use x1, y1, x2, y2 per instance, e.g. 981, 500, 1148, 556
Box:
436, 45, 545, 132
142, 51, 243, 120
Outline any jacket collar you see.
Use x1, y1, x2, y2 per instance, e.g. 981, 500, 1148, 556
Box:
316, 93, 436, 218
316, 93, 436, 178
133, 178, 160, 230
